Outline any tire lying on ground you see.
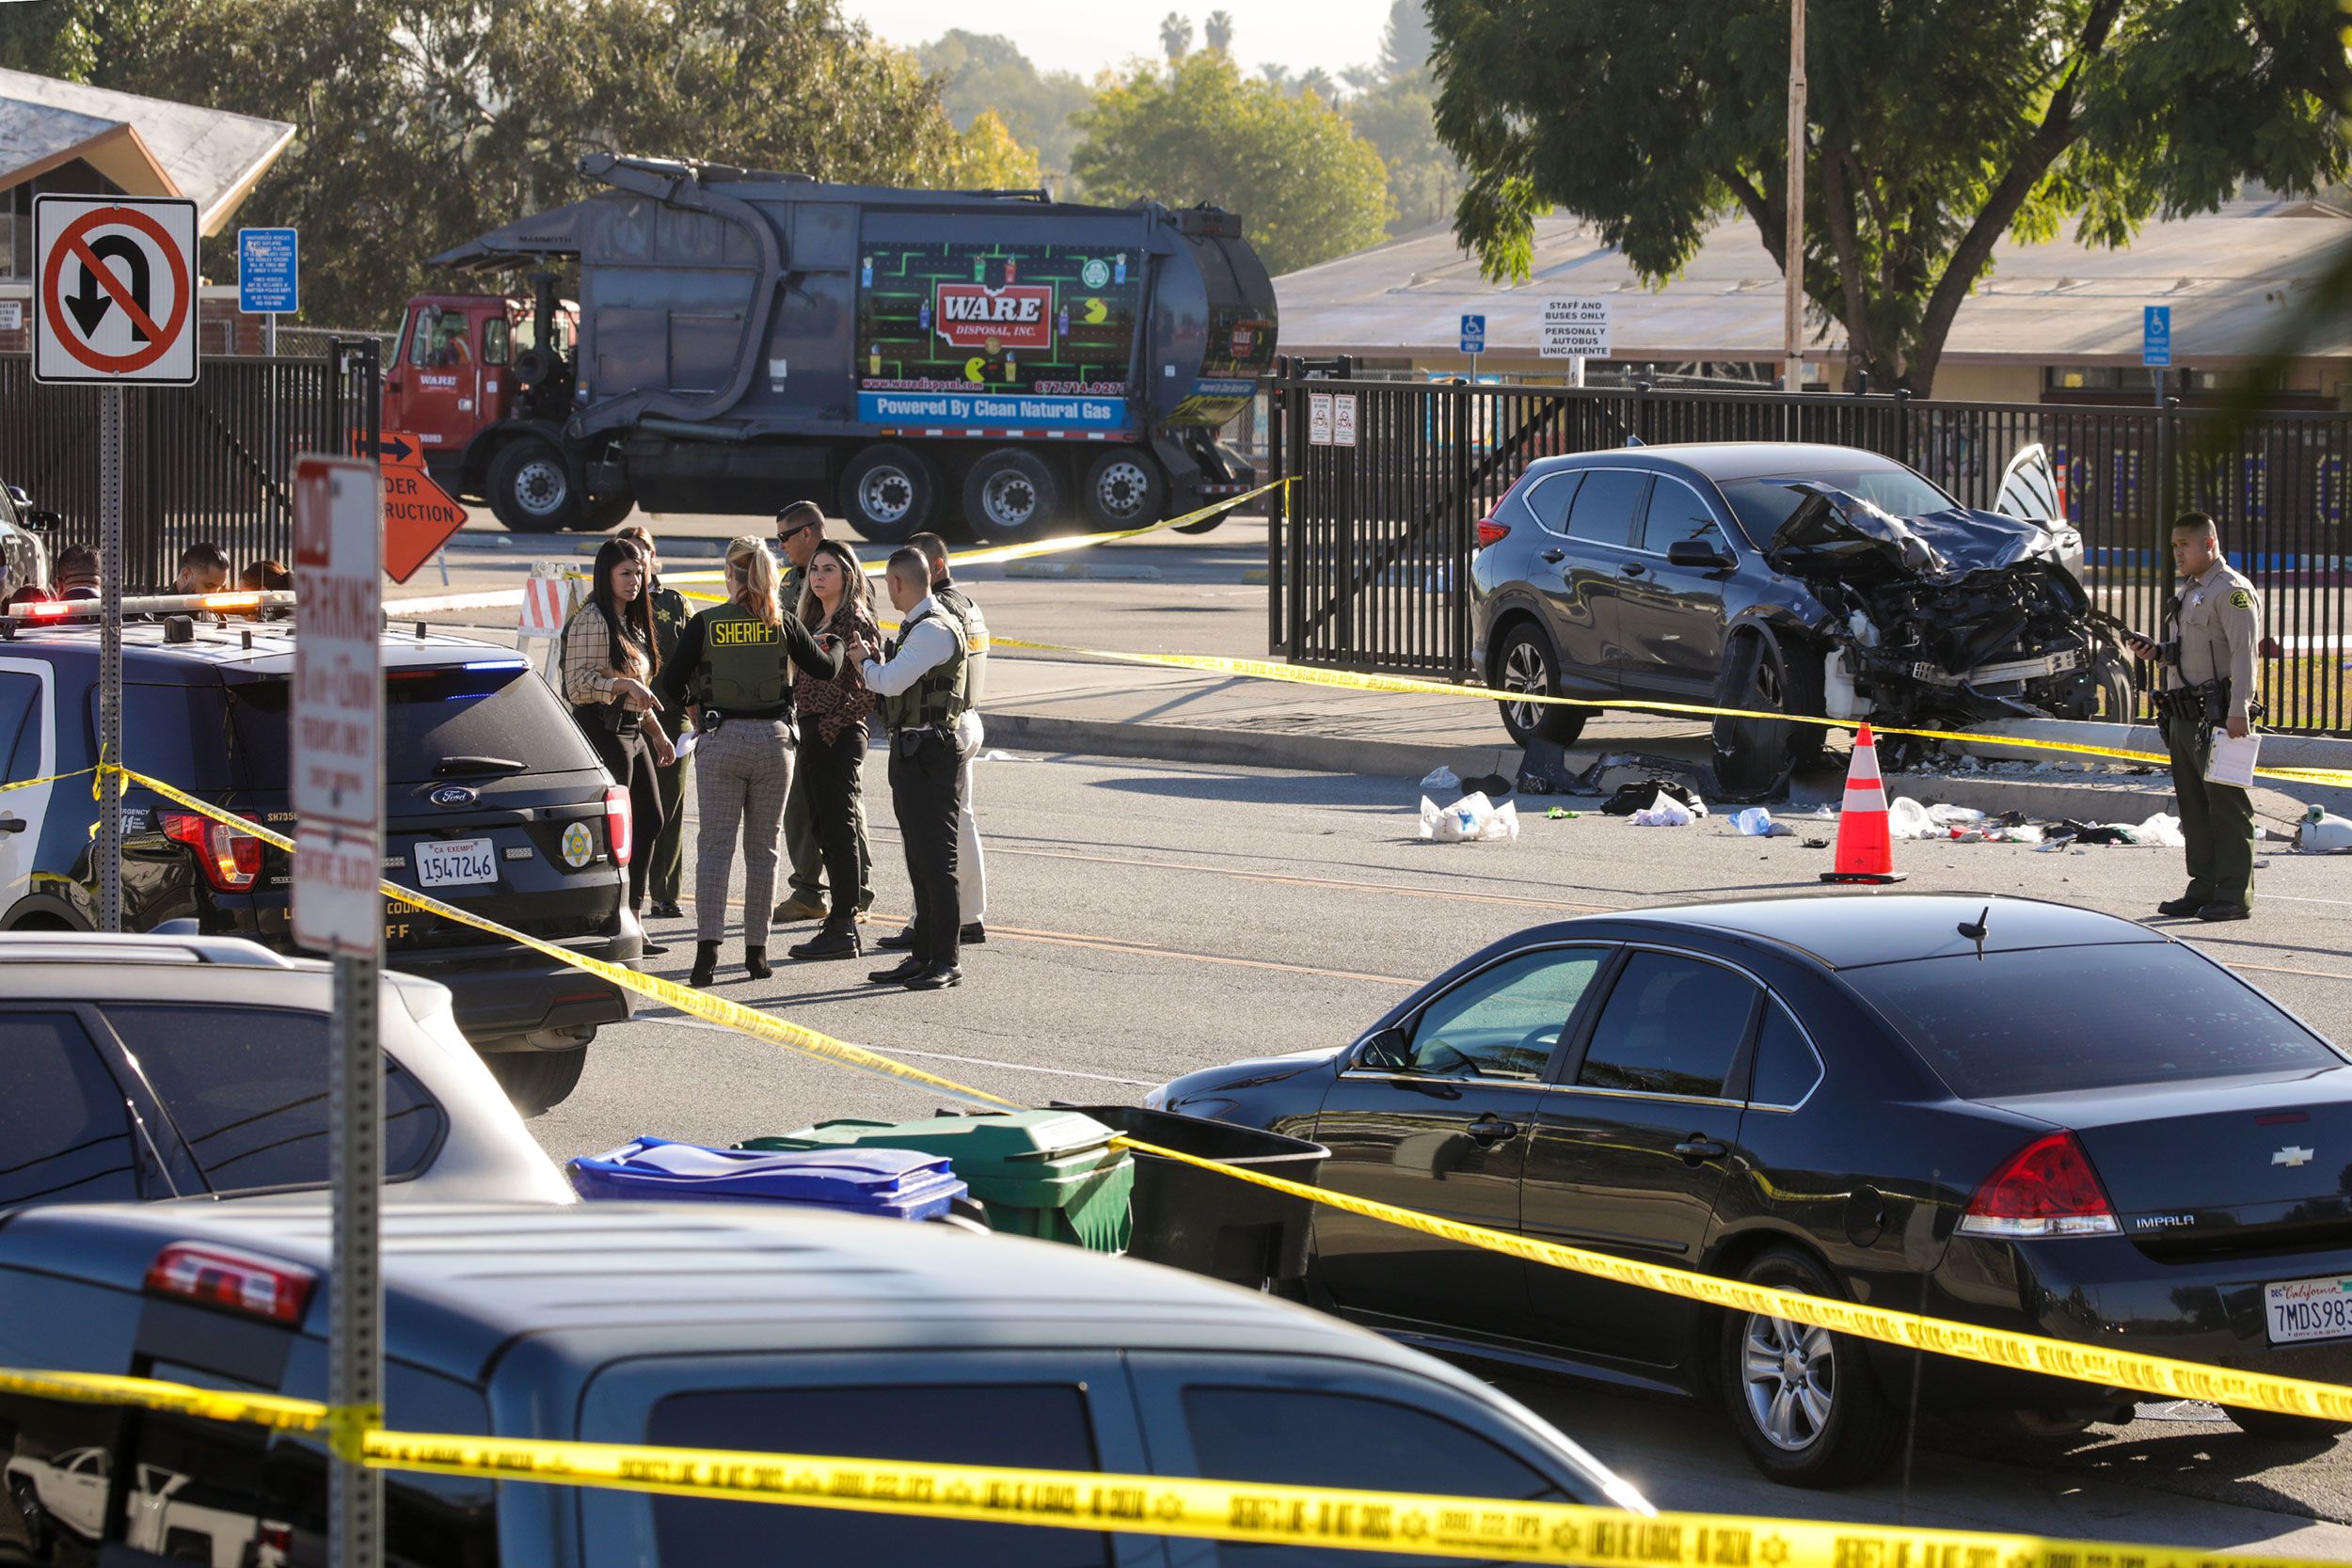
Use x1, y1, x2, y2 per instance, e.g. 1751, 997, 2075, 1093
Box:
1713, 626, 1829, 797
1489, 621, 1586, 748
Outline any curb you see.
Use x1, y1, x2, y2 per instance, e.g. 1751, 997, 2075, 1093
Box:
1004, 561, 1163, 581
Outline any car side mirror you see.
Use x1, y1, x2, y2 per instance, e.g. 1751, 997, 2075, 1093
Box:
1667, 538, 1735, 569
1358, 1026, 1413, 1072
23, 509, 59, 532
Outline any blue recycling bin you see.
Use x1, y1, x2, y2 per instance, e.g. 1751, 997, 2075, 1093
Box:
566, 1136, 967, 1223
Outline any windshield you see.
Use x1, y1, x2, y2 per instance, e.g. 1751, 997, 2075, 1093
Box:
1722, 468, 1955, 539
1846, 943, 2341, 1100
227, 663, 599, 786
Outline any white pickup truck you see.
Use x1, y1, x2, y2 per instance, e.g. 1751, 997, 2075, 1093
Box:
7, 1445, 289, 1566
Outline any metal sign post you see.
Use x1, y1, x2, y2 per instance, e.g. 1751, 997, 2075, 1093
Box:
292, 455, 386, 1568
32, 194, 202, 930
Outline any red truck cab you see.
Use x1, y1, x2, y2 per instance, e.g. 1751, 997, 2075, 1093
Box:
386, 293, 576, 498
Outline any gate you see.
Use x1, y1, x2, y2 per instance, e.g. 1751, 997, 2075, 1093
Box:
1, 340, 381, 590
1270, 363, 2352, 735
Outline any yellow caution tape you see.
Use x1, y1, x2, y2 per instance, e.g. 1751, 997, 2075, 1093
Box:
7, 1369, 2352, 1568
1112, 1137, 2352, 1420
0, 765, 93, 796
111, 767, 1020, 1111
982, 634, 2352, 790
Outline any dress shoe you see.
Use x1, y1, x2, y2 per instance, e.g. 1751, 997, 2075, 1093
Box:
790, 927, 862, 960
689, 940, 720, 989
744, 945, 772, 980
960, 922, 986, 945
2156, 896, 2203, 918
901, 964, 962, 990
639, 939, 669, 958
2197, 901, 2251, 922
867, 957, 927, 985
876, 927, 920, 952
648, 900, 683, 920
772, 896, 829, 923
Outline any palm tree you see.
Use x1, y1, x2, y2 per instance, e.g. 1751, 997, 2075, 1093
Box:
1295, 66, 1337, 102
1158, 12, 1192, 63
1203, 10, 1233, 53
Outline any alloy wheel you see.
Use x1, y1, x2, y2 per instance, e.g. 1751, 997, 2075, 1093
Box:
1740, 1312, 1836, 1450
1502, 640, 1549, 735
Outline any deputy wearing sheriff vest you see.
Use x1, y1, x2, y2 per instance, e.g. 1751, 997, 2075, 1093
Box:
850, 546, 972, 991
658, 535, 843, 987
2122, 512, 2263, 923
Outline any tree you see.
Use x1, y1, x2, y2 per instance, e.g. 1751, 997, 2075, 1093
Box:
1294, 67, 1338, 103
1340, 0, 1464, 237
1203, 9, 1234, 54
915, 30, 1089, 181
4, 0, 969, 326
1158, 11, 1193, 63
946, 109, 1044, 189
1073, 51, 1393, 275
1376, 0, 1436, 77
1428, 0, 2352, 394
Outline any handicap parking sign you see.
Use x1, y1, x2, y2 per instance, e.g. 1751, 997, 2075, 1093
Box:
1459, 313, 1486, 356
2142, 305, 2171, 368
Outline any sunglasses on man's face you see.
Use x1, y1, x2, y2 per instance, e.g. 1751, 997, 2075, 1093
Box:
776, 523, 813, 543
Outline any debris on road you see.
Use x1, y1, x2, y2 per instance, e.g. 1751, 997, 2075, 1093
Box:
1420, 791, 1520, 843
2296, 805, 2352, 853
1631, 792, 1700, 827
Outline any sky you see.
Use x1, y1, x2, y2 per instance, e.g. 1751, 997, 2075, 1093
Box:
841, 0, 1393, 81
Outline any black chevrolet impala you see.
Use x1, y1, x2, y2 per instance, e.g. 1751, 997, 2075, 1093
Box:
1147, 895, 2352, 1487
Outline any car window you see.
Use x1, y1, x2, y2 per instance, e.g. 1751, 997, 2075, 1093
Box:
648, 1384, 1109, 1566
0, 669, 40, 781
482, 315, 511, 366
1748, 999, 1822, 1107
224, 662, 598, 786
1180, 1385, 1571, 1566
1522, 471, 1583, 536
104, 1006, 444, 1194
1404, 950, 1603, 1080
1577, 952, 1757, 1099
1844, 944, 2342, 1100
1720, 468, 1956, 538
1643, 477, 1735, 556
0, 1011, 143, 1209
1563, 470, 1647, 549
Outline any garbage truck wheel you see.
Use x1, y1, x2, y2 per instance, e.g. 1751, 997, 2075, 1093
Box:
488, 438, 582, 531
1079, 450, 1164, 530
962, 450, 1064, 541
842, 444, 939, 545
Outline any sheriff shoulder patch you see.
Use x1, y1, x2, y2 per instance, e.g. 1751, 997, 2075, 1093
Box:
2230, 588, 2253, 609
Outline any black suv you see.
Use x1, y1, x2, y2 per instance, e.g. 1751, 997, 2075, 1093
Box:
0, 613, 638, 1114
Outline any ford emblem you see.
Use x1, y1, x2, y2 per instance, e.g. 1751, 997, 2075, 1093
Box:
430, 784, 478, 809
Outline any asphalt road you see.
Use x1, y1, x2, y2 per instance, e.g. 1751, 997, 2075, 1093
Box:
529, 745, 2352, 1551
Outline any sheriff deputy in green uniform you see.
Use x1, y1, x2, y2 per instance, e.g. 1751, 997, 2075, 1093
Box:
2122, 512, 2263, 923
621, 525, 692, 921
657, 535, 843, 987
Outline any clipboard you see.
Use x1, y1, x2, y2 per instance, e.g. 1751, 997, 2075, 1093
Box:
2208, 727, 2260, 789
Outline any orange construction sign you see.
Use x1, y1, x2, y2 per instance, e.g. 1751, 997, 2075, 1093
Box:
368, 430, 468, 583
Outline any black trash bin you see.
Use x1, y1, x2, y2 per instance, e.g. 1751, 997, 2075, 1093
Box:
1056, 1103, 1328, 1289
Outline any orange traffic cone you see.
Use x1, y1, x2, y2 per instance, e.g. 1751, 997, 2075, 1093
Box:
1821, 722, 1906, 884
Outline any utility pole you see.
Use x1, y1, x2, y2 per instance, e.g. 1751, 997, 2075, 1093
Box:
1783, 0, 1807, 393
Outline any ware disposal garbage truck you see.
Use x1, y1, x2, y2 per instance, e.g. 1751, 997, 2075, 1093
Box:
400, 153, 1278, 541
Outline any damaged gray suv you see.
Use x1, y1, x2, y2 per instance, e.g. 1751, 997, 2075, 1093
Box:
1470, 441, 2128, 794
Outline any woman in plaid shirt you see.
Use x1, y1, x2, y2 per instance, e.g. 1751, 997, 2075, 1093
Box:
561, 537, 674, 941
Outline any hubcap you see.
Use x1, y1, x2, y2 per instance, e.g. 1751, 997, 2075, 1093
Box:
1095, 460, 1151, 520
515, 458, 568, 517
1502, 641, 1549, 733
979, 469, 1040, 531
860, 467, 915, 526
1741, 1313, 1836, 1451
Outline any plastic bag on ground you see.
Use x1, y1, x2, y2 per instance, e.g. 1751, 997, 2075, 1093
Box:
1421, 765, 1461, 795
1631, 792, 1695, 828
2132, 813, 2186, 849
1886, 797, 1934, 840
1419, 792, 1519, 843
1731, 807, 1774, 836
1927, 803, 1986, 827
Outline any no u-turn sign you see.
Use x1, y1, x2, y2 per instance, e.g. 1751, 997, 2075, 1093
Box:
33, 195, 200, 386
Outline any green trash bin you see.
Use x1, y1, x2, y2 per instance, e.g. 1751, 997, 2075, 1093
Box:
741, 1110, 1136, 1253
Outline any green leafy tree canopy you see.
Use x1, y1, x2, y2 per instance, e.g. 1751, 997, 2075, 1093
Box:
1073, 49, 1393, 275
914, 28, 1089, 182
1429, 0, 2351, 393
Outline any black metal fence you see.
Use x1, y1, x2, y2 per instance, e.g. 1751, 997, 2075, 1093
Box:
1, 341, 380, 591
1269, 364, 2352, 734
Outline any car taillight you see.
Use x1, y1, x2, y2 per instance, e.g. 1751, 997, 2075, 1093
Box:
161, 811, 264, 891
605, 784, 632, 866
145, 1243, 315, 1324
1958, 1131, 2119, 1238
1475, 516, 1511, 548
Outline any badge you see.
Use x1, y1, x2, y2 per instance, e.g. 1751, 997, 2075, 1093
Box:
2230, 588, 2252, 609
561, 821, 595, 867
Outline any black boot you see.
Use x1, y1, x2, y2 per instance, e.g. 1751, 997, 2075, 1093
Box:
790, 926, 861, 960
689, 941, 719, 989
744, 945, 773, 980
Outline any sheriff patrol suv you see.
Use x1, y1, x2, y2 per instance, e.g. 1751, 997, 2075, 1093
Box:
0, 594, 639, 1115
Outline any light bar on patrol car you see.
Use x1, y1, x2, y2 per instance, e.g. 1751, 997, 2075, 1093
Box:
0, 590, 297, 624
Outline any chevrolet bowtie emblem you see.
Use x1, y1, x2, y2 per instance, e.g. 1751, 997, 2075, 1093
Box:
2274, 1146, 2315, 1167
